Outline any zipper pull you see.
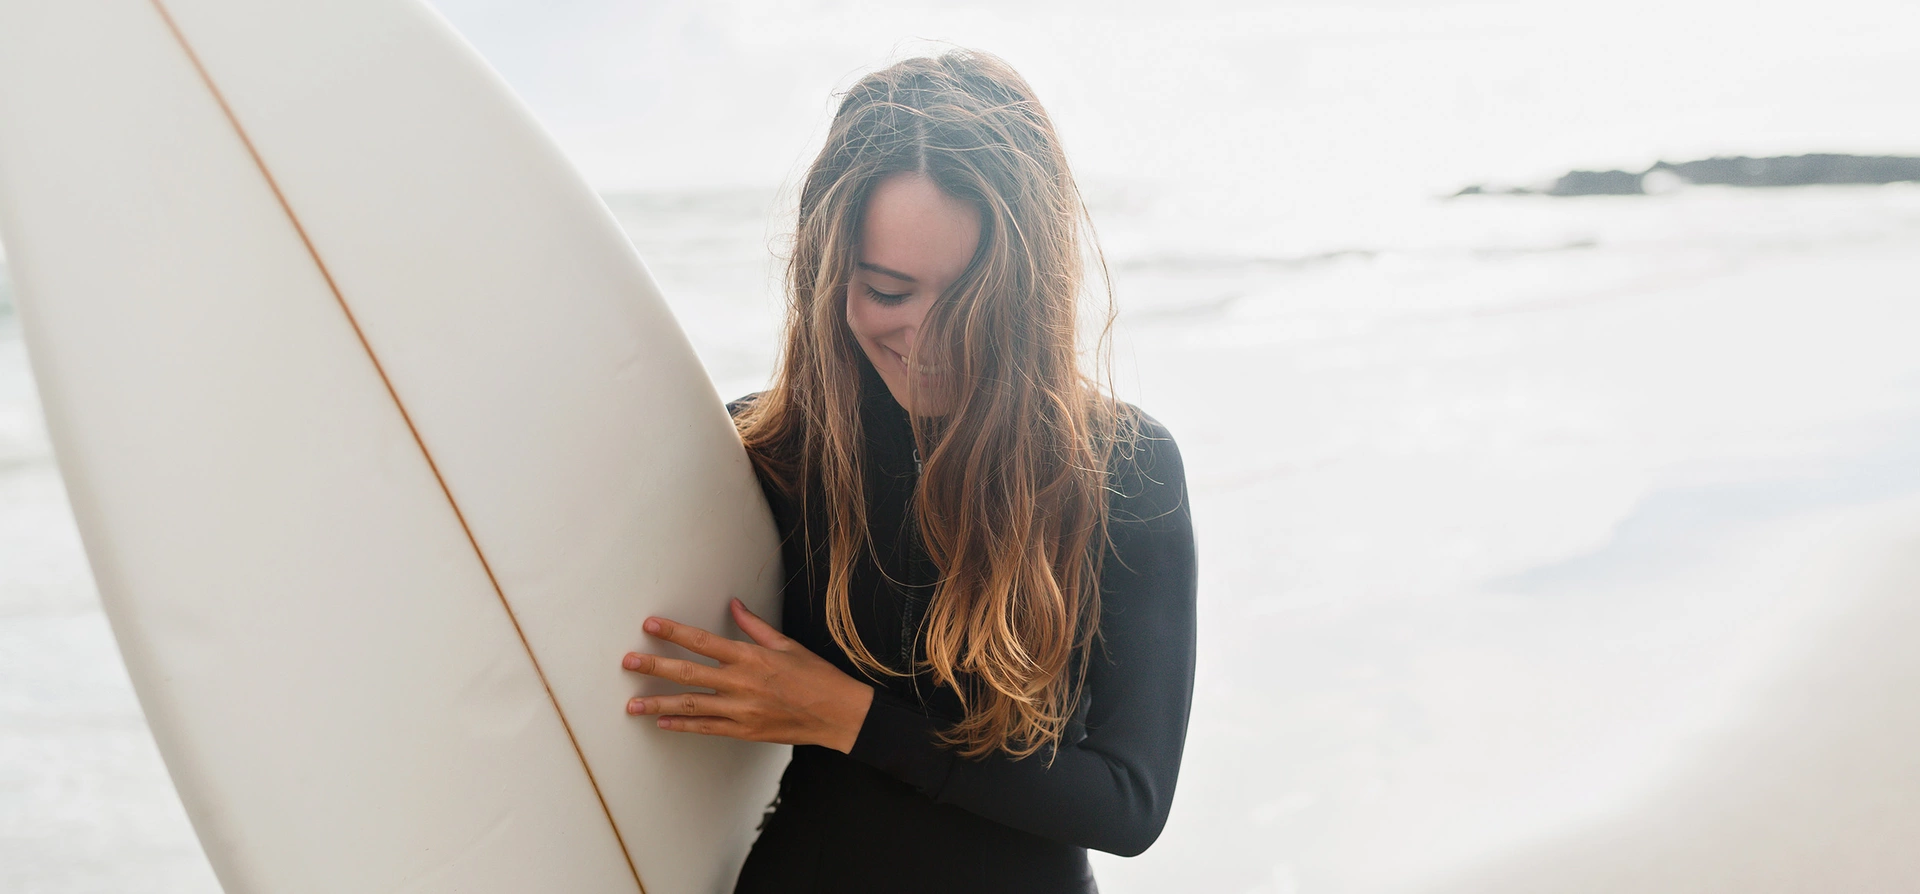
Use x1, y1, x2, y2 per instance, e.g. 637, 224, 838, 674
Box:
913, 447, 923, 476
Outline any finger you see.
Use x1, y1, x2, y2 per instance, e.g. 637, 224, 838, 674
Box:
626, 692, 744, 718
620, 652, 726, 690
729, 598, 791, 651
642, 616, 746, 663
654, 715, 753, 740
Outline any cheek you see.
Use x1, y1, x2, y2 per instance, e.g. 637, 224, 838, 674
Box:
845, 289, 917, 341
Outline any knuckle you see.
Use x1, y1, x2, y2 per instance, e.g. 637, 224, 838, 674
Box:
681, 693, 699, 713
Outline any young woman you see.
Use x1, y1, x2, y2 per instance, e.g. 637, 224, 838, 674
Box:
619, 51, 1197, 893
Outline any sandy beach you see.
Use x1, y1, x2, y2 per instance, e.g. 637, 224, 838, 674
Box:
1421, 494, 1920, 893
1088, 186, 1920, 894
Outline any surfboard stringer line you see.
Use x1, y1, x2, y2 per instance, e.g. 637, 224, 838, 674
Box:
142, 3, 648, 890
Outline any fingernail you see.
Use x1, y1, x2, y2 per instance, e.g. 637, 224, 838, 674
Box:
656, 717, 672, 729
643, 619, 661, 635
627, 698, 644, 715
621, 654, 640, 670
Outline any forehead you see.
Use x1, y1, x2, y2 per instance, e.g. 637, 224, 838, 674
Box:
858, 172, 981, 289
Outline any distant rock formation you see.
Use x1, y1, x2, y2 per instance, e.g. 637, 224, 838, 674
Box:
1454, 154, 1920, 198
1651, 155, 1920, 188
1547, 169, 1646, 197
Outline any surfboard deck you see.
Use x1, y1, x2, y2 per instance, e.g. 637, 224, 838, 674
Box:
0, 1, 786, 892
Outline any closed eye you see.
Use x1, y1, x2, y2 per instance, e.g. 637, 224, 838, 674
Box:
865, 285, 911, 306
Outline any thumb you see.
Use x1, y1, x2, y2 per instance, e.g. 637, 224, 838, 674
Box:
730, 598, 789, 650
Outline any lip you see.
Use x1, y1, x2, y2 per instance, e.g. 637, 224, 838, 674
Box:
884, 344, 945, 378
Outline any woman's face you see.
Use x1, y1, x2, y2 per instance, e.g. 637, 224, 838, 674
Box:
846, 171, 981, 415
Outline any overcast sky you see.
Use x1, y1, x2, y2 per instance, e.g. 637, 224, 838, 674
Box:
428, 0, 1920, 199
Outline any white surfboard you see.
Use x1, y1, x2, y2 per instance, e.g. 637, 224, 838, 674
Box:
0, 2, 786, 892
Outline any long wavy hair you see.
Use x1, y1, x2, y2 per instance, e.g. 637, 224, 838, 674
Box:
734, 50, 1119, 759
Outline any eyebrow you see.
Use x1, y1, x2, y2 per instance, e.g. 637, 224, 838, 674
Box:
857, 261, 918, 283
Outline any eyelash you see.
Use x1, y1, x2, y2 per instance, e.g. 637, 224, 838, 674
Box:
865, 285, 910, 306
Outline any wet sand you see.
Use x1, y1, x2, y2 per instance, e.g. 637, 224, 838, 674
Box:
1417, 495, 1920, 893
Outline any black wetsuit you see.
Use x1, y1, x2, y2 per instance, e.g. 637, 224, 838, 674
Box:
729, 359, 1197, 894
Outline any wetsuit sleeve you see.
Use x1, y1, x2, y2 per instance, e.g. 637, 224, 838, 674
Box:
847, 415, 1198, 857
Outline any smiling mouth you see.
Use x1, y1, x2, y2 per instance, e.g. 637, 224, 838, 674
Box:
885, 345, 946, 377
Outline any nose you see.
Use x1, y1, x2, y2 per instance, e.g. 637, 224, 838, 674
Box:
877, 306, 921, 354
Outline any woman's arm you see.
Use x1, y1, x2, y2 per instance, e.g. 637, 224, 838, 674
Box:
848, 417, 1197, 856
624, 408, 1197, 856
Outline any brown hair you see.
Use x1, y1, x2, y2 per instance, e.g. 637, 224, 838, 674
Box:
735, 50, 1118, 759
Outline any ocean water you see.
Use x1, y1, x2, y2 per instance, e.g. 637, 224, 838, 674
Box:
4, 181, 1919, 892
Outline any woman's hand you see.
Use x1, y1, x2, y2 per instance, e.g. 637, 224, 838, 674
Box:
621, 598, 875, 754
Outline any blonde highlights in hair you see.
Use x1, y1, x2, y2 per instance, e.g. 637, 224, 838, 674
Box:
735, 50, 1118, 759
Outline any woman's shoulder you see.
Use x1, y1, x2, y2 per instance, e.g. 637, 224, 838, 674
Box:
1112, 402, 1176, 451
1105, 402, 1187, 528
1109, 401, 1182, 477
726, 392, 764, 419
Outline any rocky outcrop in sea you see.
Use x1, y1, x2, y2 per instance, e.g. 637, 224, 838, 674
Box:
1456, 154, 1920, 197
